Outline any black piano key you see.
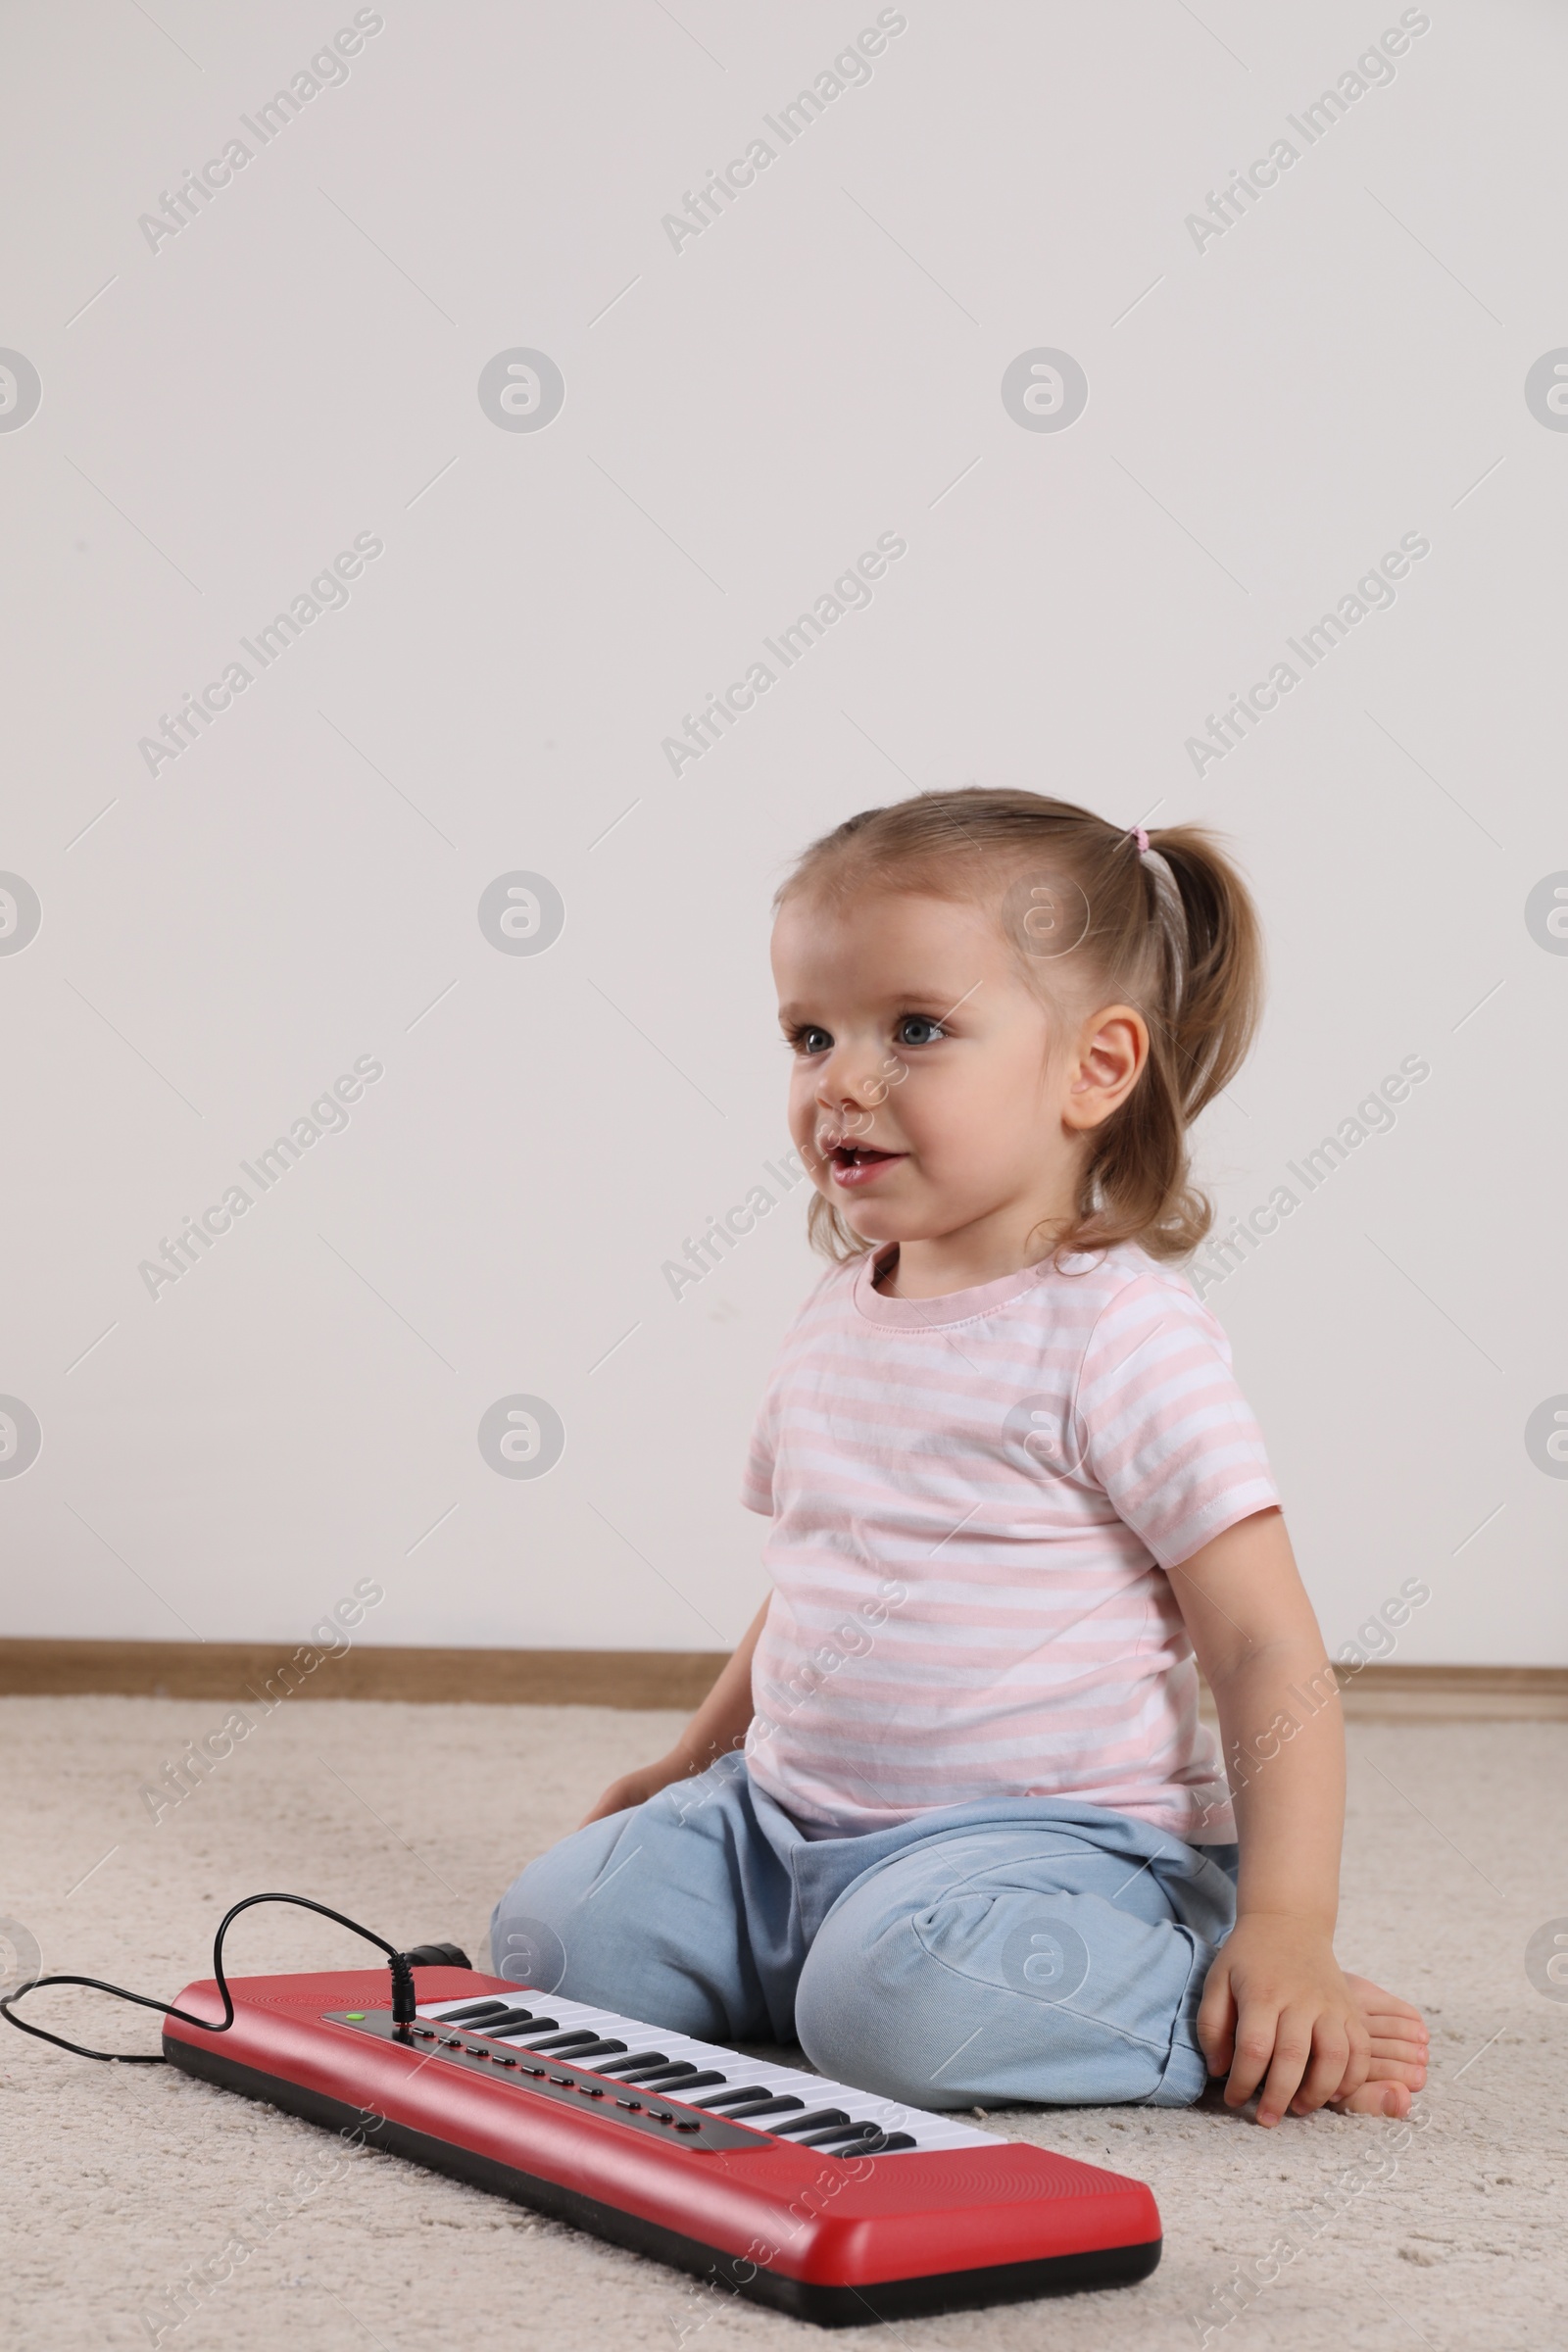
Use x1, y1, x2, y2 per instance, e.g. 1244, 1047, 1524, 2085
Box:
767, 2108, 852, 2136
612, 2061, 703, 2086
434, 1998, 514, 2023
687, 2084, 769, 2110
652, 2071, 725, 2095
603, 2059, 697, 2084
792, 2121, 887, 2149
521, 2036, 626, 2062
591, 2051, 669, 2077
877, 2133, 917, 2151
708, 2094, 806, 2123
468, 2007, 544, 2035
515, 2030, 602, 2053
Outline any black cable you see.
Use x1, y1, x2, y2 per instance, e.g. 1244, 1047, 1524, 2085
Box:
0, 1891, 420, 2065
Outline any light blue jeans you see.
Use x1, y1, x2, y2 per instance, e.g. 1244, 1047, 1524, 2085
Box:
490, 1756, 1239, 2111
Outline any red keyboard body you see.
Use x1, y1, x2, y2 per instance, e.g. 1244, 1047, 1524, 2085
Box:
163, 1965, 1161, 2325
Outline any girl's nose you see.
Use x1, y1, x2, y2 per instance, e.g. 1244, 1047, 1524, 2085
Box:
815, 1048, 868, 1102
814, 1047, 887, 1121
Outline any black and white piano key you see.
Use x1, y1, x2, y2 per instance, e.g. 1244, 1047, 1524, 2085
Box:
419, 1992, 998, 2154
515, 2031, 620, 2056
697, 2091, 806, 2122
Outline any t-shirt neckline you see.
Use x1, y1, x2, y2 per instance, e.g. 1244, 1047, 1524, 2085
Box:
852, 1243, 1062, 1329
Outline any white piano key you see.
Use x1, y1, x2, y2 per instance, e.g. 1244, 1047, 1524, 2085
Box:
418, 1992, 1000, 2153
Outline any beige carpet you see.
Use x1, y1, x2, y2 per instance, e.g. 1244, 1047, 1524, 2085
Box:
3, 1697, 1564, 2351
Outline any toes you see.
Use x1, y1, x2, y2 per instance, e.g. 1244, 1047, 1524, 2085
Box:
1360, 2056, 1426, 2089
1366, 2037, 1429, 2068
1344, 1976, 1427, 2028
1332, 2081, 1412, 2119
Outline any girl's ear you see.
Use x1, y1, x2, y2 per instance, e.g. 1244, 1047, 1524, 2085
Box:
1062, 1004, 1149, 1133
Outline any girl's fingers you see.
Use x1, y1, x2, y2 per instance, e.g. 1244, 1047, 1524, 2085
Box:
1288, 2042, 1348, 2117
1223, 1999, 1285, 2111
1291, 2019, 1366, 2115
1197, 1971, 1238, 2074
1251, 2009, 1315, 2126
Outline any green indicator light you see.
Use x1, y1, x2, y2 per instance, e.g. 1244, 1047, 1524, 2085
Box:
344, 2011, 366, 2021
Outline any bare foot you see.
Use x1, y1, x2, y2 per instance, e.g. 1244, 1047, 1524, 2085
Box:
1310, 1973, 1429, 2118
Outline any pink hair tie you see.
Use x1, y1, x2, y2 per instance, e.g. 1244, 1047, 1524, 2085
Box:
1132, 826, 1150, 857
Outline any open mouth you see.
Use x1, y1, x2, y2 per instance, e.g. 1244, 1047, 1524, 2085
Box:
826, 1143, 905, 1186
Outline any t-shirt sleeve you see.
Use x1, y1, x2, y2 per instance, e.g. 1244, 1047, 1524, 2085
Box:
1074, 1271, 1279, 1568
740, 1378, 778, 1516
738, 1261, 846, 1517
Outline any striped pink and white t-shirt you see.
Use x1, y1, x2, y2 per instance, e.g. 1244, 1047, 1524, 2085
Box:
740, 1240, 1279, 1843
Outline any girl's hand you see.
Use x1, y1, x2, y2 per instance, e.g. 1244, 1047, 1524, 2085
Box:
576, 1599, 767, 1829
578, 1753, 691, 1828
1198, 1916, 1371, 2126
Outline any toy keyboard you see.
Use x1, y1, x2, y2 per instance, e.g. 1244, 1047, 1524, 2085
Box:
163, 1965, 1161, 2324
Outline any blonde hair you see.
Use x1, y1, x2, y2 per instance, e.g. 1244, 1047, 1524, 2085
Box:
774, 787, 1263, 1265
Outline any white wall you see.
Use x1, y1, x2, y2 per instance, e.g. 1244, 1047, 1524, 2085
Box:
1, 0, 1563, 1667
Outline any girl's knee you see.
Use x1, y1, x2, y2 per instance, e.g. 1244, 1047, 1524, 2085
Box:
489, 1813, 631, 1991
794, 1878, 1205, 2111
488, 1780, 764, 2036
794, 1927, 931, 2106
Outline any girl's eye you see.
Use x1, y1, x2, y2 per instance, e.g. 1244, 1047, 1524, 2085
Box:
895, 1015, 946, 1047
790, 1026, 833, 1056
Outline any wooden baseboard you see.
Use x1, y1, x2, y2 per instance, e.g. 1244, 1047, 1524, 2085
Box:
0, 1640, 728, 1711
1332, 1664, 1568, 1721
1199, 1664, 1568, 1723
1, 1642, 1564, 1719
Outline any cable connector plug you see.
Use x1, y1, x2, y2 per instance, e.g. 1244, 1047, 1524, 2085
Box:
388, 1951, 416, 2027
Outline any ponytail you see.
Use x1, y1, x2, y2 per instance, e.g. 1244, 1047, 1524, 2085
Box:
1082, 820, 1263, 1258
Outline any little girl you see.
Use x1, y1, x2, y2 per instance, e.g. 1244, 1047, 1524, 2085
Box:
493, 789, 1428, 2129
